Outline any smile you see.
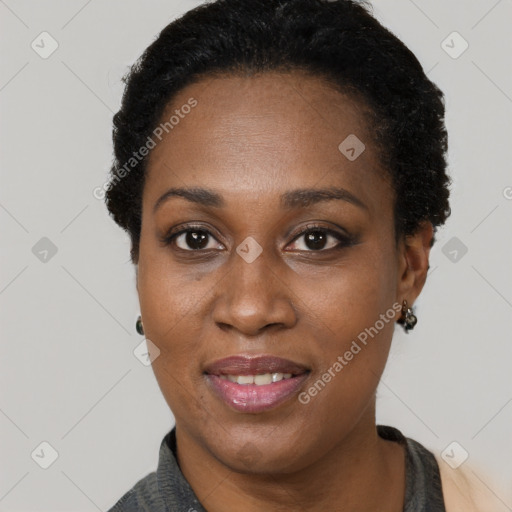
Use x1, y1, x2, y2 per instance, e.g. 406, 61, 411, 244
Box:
204, 355, 310, 413
218, 373, 293, 385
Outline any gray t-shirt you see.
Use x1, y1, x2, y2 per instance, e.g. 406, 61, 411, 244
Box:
107, 425, 446, 511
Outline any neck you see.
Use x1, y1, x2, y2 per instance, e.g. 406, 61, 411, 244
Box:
176, 404, 405, 512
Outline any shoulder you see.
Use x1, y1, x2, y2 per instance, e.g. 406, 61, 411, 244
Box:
433, 453, 512, 512
379, 425, 511, 512
106, 471, 164, 512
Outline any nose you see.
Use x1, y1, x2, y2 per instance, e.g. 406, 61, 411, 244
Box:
212, 245, 298, 336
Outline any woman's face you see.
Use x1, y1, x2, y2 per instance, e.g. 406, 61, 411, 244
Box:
137, 72, 422, 474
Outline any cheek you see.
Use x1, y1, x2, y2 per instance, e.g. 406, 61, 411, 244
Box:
293, 243, 399, 343
137, 240, 206, 341
137, 253, 204, 407
139, 263, 210, 422
291, 244, 399, 401
293, 291, 397, 439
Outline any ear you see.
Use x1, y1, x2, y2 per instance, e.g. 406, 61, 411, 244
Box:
396, 221, 433, 306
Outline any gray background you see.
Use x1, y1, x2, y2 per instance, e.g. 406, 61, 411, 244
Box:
1, 0, 511, 510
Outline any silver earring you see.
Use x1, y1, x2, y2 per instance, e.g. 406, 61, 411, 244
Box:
397, 300, 417, 333
136, 315, 144, 335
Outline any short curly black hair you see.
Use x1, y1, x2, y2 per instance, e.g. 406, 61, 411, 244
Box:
105, 0, 450, 263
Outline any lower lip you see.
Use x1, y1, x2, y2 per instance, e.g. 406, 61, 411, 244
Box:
206, 374, 309, 413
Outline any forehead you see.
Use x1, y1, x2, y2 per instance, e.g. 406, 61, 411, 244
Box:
144, 71, 391, 209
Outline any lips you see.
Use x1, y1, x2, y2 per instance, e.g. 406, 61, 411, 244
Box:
204, 355, 310, 413
204, 355, 309, 376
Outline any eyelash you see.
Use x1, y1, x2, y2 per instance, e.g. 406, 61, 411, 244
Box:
161, 223, 356, 253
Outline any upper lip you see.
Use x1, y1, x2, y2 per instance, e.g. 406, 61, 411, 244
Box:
204, 355, 310, 376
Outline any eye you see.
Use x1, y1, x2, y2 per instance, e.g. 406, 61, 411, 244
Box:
162, 224, 354, 253
287, 226, 351, 252
165, 227, 224, 251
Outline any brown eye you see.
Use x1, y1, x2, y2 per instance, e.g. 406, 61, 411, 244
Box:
181, 230, 209, 250
168, 228, 224, 251
287, 227, 352, 252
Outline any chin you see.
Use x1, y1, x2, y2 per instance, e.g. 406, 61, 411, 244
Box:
204, 421, 317, 475
218, 444, 309, 476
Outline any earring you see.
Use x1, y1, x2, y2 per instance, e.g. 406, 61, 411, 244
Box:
136, 315, 144, 335
397, 300, 417, 333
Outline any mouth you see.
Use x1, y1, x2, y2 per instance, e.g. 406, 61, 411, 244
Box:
217, 373, 295, 384
204, 355, 310, 413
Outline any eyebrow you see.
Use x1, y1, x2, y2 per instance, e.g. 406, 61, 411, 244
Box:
153, 185, 368, 213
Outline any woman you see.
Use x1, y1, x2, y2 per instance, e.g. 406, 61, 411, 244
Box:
104, 0, 504, 510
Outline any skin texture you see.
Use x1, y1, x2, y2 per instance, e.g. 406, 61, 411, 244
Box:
137, 72, 433, 511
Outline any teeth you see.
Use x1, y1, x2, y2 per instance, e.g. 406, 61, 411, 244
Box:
237, 375, 255, 385
218, 373, 295, 385
255, 374, 273, 385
